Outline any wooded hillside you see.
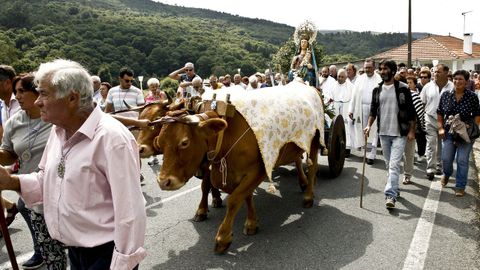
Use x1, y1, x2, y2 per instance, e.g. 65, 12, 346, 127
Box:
0, 0, 415, 84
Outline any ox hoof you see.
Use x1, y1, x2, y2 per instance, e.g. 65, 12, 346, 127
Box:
212, 198, 223, 208
214, 241, 232, 254
303, 199, 314, 208
299, 184, 307, 193
193, 213, 207, 222
243, 225, 258, 235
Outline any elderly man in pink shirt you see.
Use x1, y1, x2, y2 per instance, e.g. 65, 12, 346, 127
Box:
0, 59, 146, 270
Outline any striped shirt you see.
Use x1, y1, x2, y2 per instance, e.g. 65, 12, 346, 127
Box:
411, 90, 426, 132
106, 86, 145, 118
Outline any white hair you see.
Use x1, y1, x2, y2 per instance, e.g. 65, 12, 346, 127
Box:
337, 69, 347, 77
248, 75, 257, 84
192, 77, 203, 85
35, 59, 93, 110
147, 77, 160, 86
91, 75, 101, 83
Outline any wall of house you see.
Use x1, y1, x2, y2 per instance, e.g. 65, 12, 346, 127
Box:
461, 59, 480, 72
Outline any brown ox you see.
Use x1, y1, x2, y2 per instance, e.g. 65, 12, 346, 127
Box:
126, 99, 223, 221
156, 107, 319, 253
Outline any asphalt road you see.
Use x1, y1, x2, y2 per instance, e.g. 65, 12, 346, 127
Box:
1, 149, 479, 270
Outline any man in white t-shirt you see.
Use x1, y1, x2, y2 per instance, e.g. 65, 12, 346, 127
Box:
419, 64, 454, 180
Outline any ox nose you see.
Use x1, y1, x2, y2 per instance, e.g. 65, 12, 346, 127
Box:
138, 145, 152, 158
159, 176, 175, 190
158, 175, 185, 190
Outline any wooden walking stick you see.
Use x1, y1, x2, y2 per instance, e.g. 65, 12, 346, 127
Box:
0, 194, 19, 270
360, 135, 368, 208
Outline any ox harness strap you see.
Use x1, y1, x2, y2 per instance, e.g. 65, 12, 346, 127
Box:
208, 126, 251, 187
194, 112, 251, 188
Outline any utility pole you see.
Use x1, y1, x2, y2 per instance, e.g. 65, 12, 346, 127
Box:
461, 10, 472, 34
407, 0, 412, 68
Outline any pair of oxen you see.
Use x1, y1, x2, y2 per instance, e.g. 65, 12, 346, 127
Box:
116, 91, 321, 254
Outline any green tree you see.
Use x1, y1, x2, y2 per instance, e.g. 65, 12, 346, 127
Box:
160, 77, 179, 99
0, 33, 19, 64
97, 65, 113, 84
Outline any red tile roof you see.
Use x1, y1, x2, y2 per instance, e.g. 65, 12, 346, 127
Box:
371, 34, 480, 61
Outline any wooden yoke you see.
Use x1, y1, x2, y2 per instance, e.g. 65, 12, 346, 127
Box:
203, 93, 235, 118
205, 94, 236, 163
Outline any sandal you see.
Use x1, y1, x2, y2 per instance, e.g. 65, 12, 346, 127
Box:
402, 177, 412, 185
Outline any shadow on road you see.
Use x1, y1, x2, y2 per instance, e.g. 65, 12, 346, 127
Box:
151, 165, 373, 269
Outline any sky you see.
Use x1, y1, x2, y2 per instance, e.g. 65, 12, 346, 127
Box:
157, 0, 480, 43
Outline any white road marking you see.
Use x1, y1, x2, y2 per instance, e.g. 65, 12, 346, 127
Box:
402, 180, 442, 270
146, 185, 201, 210
0, 251, 33, 269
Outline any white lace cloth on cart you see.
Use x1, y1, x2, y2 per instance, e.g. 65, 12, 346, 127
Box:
202, 81, 325, 180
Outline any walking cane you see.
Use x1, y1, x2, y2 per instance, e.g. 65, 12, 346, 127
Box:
0, 194, 19, 270
360, 135, 368, 208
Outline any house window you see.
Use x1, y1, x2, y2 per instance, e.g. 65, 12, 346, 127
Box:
474, 64, 480, 73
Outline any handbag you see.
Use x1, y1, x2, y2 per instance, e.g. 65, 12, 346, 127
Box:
466, 119, 480, 141
453, 118, 480, 144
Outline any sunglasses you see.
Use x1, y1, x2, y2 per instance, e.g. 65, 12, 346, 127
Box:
420, 76, 429, 79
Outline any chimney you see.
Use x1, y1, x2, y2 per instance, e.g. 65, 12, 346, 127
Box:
464, 33, 473, 55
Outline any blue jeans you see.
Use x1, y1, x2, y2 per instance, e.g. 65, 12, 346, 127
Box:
442, 134, 473, 190
380, 135, 407, 200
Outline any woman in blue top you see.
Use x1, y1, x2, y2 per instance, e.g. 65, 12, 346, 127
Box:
437, 69, 480, 197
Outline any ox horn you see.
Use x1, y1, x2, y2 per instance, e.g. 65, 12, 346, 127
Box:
110, 101, 149, 115
181, 115, 201, 125
148, 114, 201, 126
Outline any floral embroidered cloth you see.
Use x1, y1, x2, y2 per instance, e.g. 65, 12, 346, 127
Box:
202, 81, 325, 180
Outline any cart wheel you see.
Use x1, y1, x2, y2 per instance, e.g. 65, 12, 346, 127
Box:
328, 115, 346, 177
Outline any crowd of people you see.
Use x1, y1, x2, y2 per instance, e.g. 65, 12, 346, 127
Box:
319, 59, 480, 208
0, 53, 479, 268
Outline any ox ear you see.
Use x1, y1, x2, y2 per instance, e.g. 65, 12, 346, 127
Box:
198, 119, 227, 138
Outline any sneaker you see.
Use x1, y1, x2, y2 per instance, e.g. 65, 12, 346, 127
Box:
435, 169, 443, 176
440, 175, 448, 187
5, 203, 18, 227
22, 253, 44, 269
402, 176, 412, 185
147, 157, 159, 166
426, 173, 434, 181
366, 158, 374, 165
385, 198, 396, 209
455, 189, 465, 197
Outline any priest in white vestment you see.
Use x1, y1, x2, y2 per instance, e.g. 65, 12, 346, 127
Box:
348, 59, 382, 164
331, 69, 355, 155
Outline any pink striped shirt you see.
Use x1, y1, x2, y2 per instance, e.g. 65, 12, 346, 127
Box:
18, 106, 147, 269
